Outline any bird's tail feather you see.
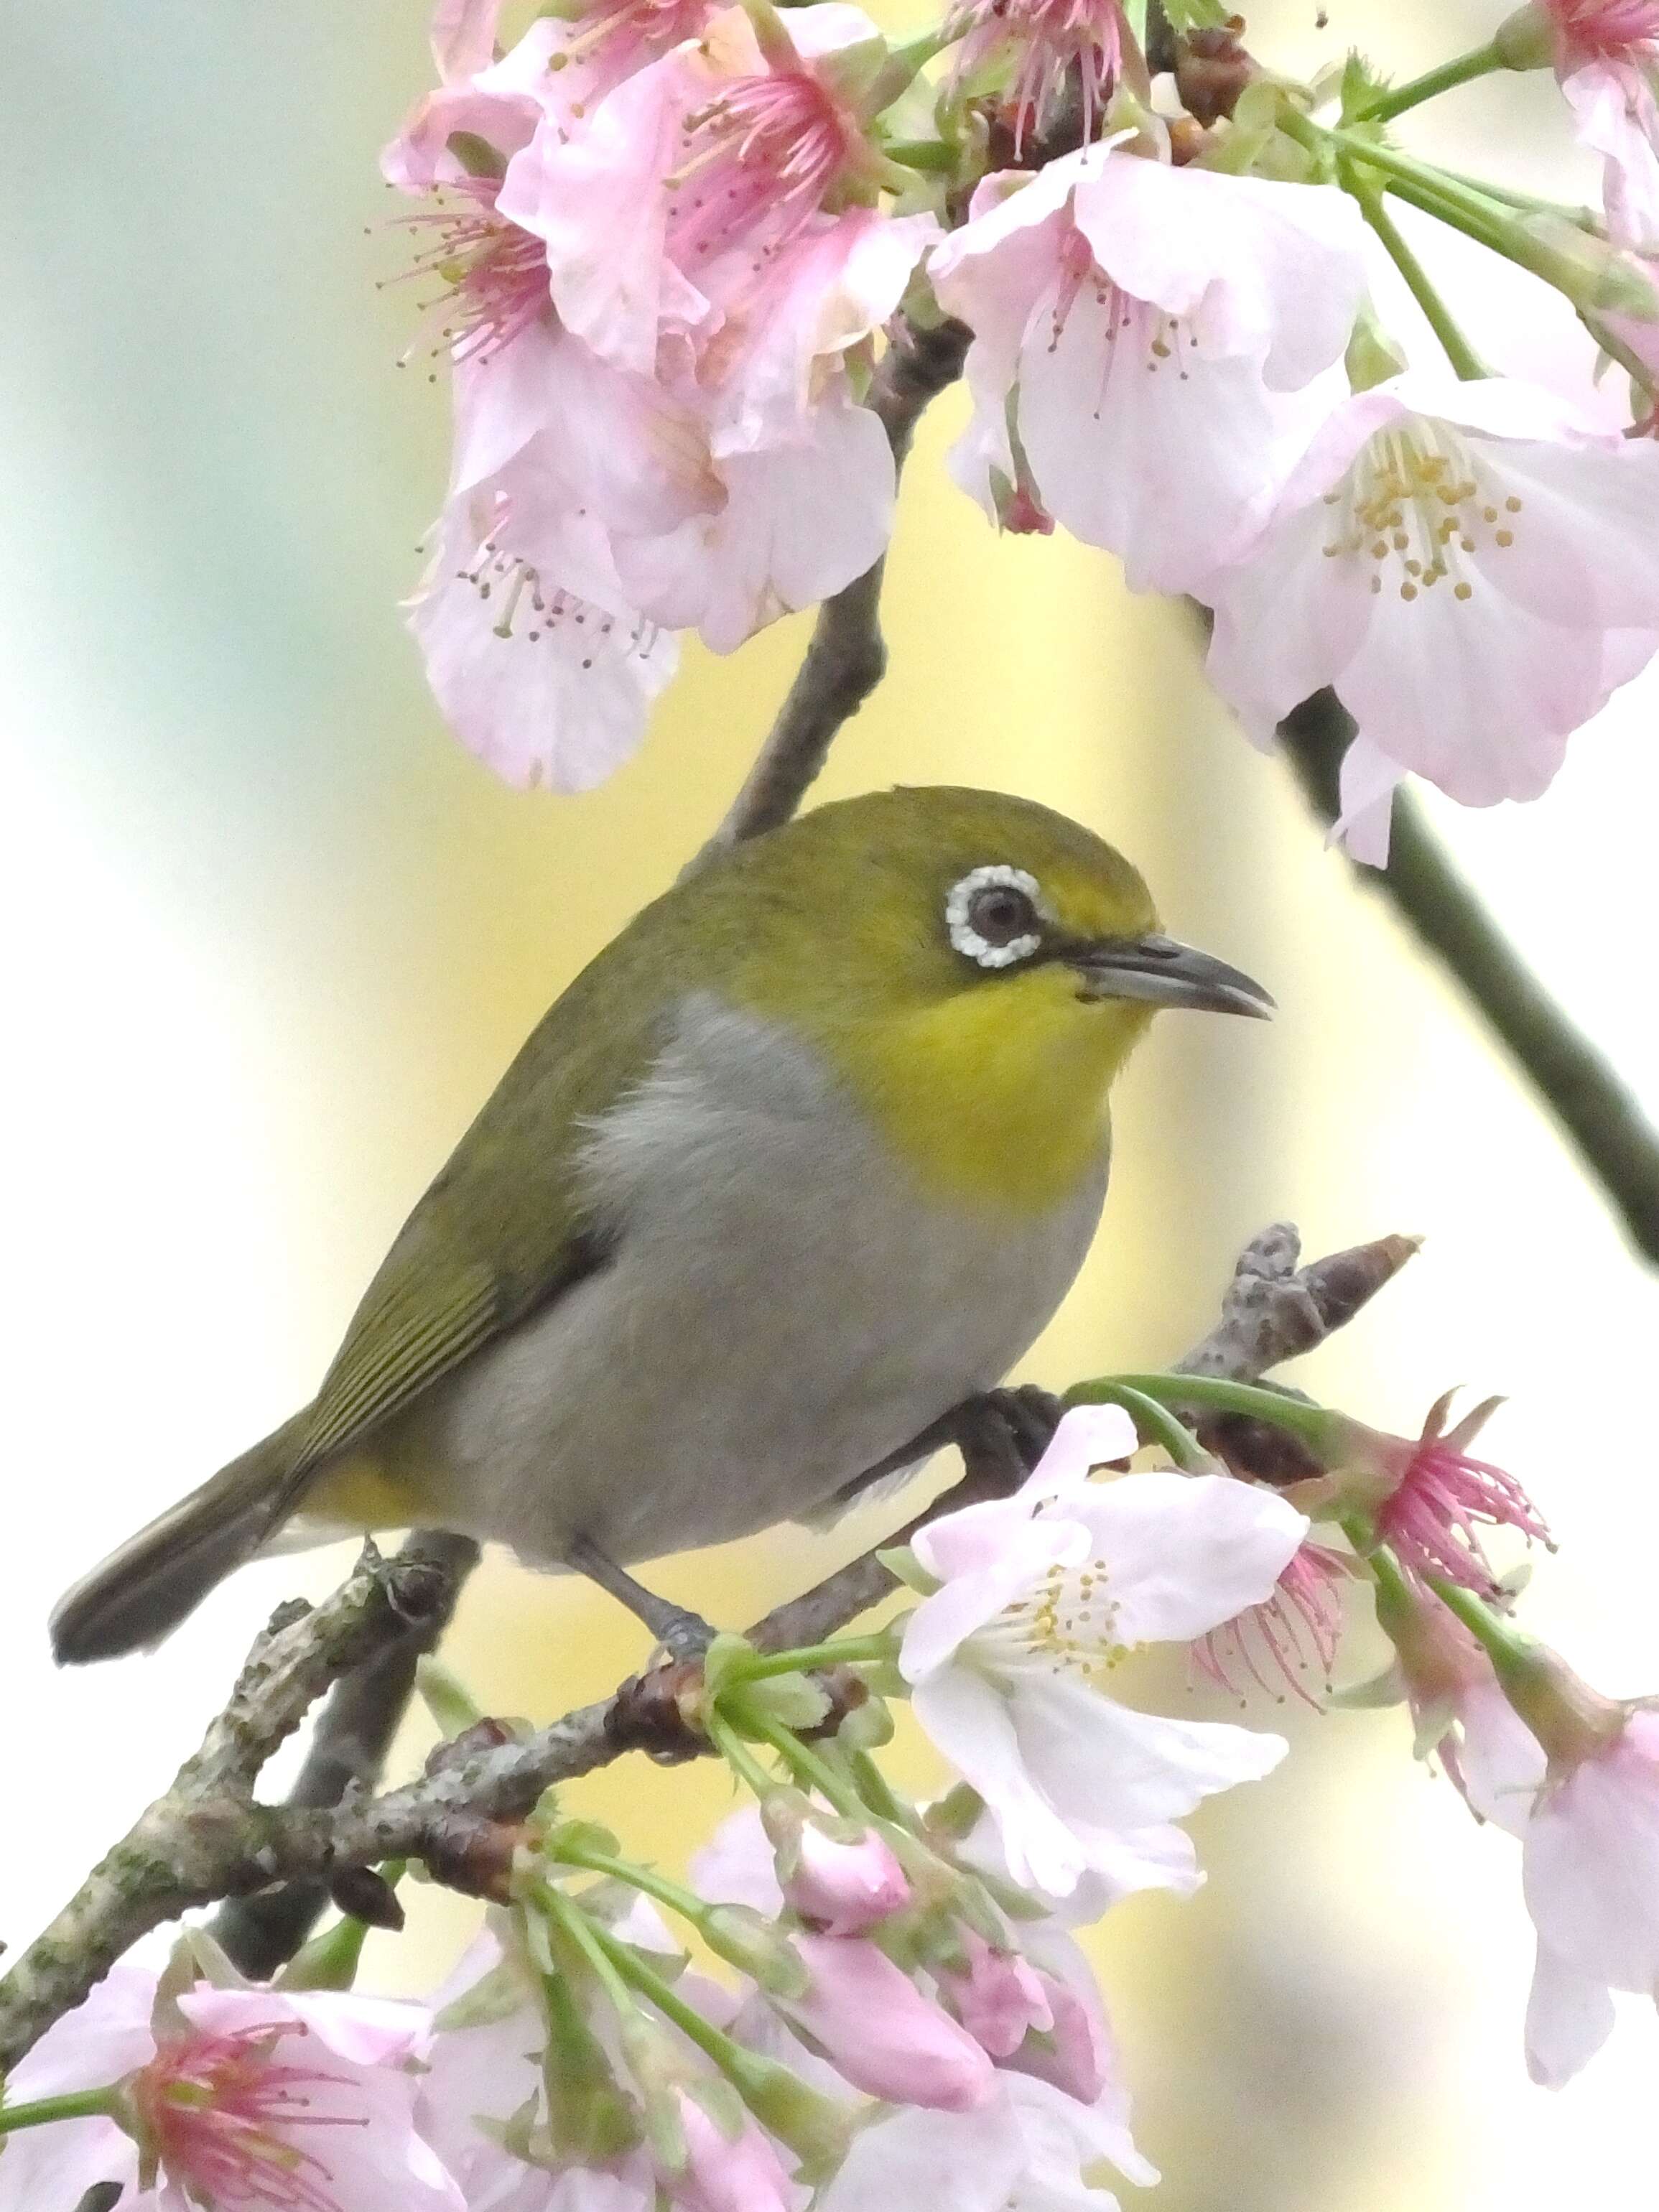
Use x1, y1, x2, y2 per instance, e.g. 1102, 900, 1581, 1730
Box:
50, 1414, 312, 1665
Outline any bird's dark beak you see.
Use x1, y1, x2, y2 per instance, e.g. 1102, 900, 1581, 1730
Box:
1066, 934, 1275, 1018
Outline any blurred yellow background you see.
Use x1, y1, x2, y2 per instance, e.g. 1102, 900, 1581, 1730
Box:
6, 3, 1659, 2206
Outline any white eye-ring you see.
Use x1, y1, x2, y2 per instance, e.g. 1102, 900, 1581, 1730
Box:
945, 865, 1047, 969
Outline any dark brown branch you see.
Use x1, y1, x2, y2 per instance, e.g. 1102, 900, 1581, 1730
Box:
686, 314, 972, 873
210, 1530, 479, 1979
0, 1227, 1409, 2072
1279, 687, 1659, 1266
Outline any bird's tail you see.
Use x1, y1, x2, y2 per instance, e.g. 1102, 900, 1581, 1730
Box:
50, 1414, 312, 1665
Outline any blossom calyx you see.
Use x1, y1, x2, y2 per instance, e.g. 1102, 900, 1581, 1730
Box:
702, 1903, 812, 1997
1479, 1632, 1627, 1770
1494, 1, 1559, 69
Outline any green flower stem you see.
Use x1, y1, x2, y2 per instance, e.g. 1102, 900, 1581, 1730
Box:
587, 1917, 753, 2078
705, 1706, 787, 1800
1436, 167, 1599, 225
725, 1698, 866, 1821
735, 1635, 896, 1682
1427, 1576, 1537, 1668
1350, 176, 1490, 378
552, 1842, 712, 1934
1323, 127, 1512, 238
850, 1749, 911, 1828
1067, 1372, 1334, 1451
1357, 41, 1505, 124
0, 2086, 120, 2135
537, 1882, 641, 2021
1075, 1382, 1210, 1471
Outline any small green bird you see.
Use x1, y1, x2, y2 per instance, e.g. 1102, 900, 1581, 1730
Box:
52, 786, 1270, 1665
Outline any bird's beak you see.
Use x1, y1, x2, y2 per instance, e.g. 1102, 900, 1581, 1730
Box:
1066, 934, 1275, 1018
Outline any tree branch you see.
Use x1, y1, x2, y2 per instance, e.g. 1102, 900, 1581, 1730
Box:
685, 313, 972, 874
1279, 687, 1659, 1266
0, 1225, 1411, 2073
210, 1530, 479, 1979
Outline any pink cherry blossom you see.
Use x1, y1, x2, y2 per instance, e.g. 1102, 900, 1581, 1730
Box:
497, 5, 908, 393
1194, 1540, 1352, 1709
408, 485, 678, 791
773, 1812, 911, 1938
898, 1406, 1305, 1897
1367, 1576, 1547, 1822
784, 1933, 998, 2109
935, 1931, 1054, 2060
1203, 371, 1659, 848
1534, 0, 1659, 245
947, 0, 1128, 153
820, 2063, 1155, 2212
929, 141, 1367, 593
1311, 1393, 1550, 1599
672, 2090, 796, 2212
0, 1966, 462, 2212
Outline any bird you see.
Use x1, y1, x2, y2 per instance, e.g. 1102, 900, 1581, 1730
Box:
51, 785, 1272, 1666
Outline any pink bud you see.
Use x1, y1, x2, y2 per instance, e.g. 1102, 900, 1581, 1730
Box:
784, 1823, 911, 1937
672, 2091, 794, 2212
1003, 1969, 1114, 2104
788, 1934, 996, 2111
934, 1930, 1053, 2059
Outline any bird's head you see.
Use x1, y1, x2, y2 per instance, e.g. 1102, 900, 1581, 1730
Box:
713, 787, 1273, 1209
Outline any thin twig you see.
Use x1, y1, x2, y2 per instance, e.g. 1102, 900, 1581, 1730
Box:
210, 1530, 479, 1979
1279, 687, 1659, 1266
0, 1227, 1409, 2071
684, 314, 972, 875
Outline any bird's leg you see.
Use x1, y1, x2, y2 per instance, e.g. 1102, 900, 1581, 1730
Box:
824, 1383, 1068, 1513
565, 1534, 716, 1660
949, 1385, 1066, 1492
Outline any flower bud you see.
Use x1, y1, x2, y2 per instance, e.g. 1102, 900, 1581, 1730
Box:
934, 1928, 1053, 2058
769, 1814, 911, 1938
783, 1933, 996, 2110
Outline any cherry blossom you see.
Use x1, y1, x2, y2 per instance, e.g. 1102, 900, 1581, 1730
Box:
947, 0, 1129, 153
0, 1962, 461, 2212
760, 1795, 911, 1936
1203, 372, 1659, 852
496, 6, 915, 399
1532, 0, 1659, 246
1297, 1391, 1549, 1599
929, 139, 1367, 593
782, 1933, 998, 2109
897, 1406, 1306, 1896
819, 2063, 1155, 2212
1441, 1642, 1659, 2085
672, 2091, 796, 2212
1194, 1539, 1353, 1709
407, 485, 679, 791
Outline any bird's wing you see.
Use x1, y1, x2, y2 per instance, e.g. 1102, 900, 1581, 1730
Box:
273, 941, 669, 1505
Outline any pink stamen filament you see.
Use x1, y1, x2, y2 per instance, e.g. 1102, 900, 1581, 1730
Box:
134, 2026, 368, 2212
390, 180, 549, 363
668, 72, 850, 266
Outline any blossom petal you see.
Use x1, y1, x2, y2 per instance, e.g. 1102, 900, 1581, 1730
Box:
911, 1665, 1090, 1895
1069, 158, 1366, 389
1006, 1669, 1289, 1828
1069, 1469, 1308, 1645
1524, 1943, 1617, 2088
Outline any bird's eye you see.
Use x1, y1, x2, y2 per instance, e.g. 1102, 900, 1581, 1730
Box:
945, 865, 1046, 970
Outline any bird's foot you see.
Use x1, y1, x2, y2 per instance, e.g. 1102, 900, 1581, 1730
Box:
566, 1535, 716, 1661
952, 1385, 1066, 1495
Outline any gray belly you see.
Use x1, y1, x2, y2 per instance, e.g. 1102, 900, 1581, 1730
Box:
393, 997, 1107, 1568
